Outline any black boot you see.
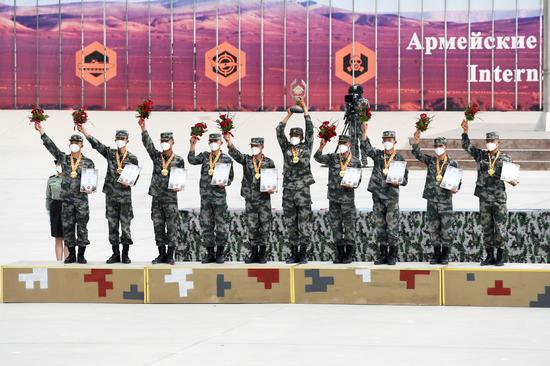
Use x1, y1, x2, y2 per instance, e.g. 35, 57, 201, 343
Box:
245, 246, 259, 264
387, 245, 398, 265
374, 245, 388, 265
106, 245, 121, 264
494, 248, 505, 267
439, 246, 450, 265
298, 244, 308, 264
201, 247, 216, 264
77, 246, 87, 264
152, 246, 167, 264
342, 245, 354, 264
215, 246, 225, 264
257, 245, 267, 264
64, 246, 77, 264
285, 246, 299, 264
121, 245, 131, 264
333, 246, 345, 264
166, 246, 175, 265
429, 245, 441, 265
480, 247, 495, 266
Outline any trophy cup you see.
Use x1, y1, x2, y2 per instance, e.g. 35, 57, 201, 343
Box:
289, 79, 307, 113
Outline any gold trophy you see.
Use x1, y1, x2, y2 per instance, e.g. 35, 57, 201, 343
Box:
289, 79, 307, 113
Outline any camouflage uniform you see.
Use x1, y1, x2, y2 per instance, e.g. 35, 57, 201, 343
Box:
41, 134, 95, 250
188, 134, 234, 255
228, 138, 275, 256
276, 114, 315, 262
462, 131, 512, 250
87, 131, 138, 247
142, 131, 185, 251
412, 138, 459, 248
314, 136, 361, 246
361, 131, 408, 264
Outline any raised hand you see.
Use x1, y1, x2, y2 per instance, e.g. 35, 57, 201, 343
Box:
138, 117, 146, 131
34, 122, 44, 135
461, 119, 469, 134
413, 130, 421, 144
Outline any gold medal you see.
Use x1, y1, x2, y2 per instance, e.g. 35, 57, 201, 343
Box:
208, 169, 214, 176
161, 169, 169, 176
252, 154, 264, 181
339, 170, 345, 177
339, 152, 352, 178
208, 151, 221, 177
70, 153, 81, 179
436, 174, 443, 182
488, 168, 495, 176
255, 173, 261, 180
70, 171, 78, 179
290, 146, 301, 164
383, 168, 389, 175
116, 150, 127, 176
292, 156, 299, 164
117, 167, 123, 175
487, 151, 499, 178
161, 153, 175, 178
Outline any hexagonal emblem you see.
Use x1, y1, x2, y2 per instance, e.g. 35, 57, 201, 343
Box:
335, 42, 376, 85
204, 41, 246, 87
75, 41, 117, 87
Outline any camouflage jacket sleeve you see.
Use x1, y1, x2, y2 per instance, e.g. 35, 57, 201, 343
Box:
41, 133, 64, 161
141, 131, 160, 160
462, 133, 483, 162
412, 143, 431, 165
228, 145, 245, 165
187, 150, 204, 165
264, 157, 276, 169
360, 137, 377, 159
304, 114, 314, 152
313, 150, 331, 165
128, 152, 139, 166
87, 135, 110, 158
276, 122, 289, 152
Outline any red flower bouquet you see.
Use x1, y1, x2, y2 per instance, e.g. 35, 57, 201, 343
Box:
191, 122, 208, 138
136, 99, 153, 119
72, 107, 88, 127
318, 121, 337, 142
29, 106, 49, 125
464, 103, 479, 121
415, 113, 433, 132
217, 113, 235, 137
358, 100, 372, 123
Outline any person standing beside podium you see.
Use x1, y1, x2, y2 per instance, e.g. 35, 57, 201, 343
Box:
46, 159, 67, 261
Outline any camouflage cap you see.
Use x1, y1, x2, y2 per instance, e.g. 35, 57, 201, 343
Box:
208, 133, 222, 141
115, 130, 129, 139
69, 134, 83, 142
486, 131, 499, 140
434, 137, 447, 146
250, 137, 264, 145
289, 127, 304, 136
160, 132, 174, 141
338, 135, 352, 144
382, 131, 396, 138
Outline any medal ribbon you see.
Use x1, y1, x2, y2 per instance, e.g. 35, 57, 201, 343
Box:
436, 154, 447, 180
488, 150, 500, 175
339, 153, 352, 175
70, 153, 82, 178
162, 153, 175, 174
253, 154, 264, 178
116, 150, 127, 174
209, 150, 221, 172
383, 151, 396, 174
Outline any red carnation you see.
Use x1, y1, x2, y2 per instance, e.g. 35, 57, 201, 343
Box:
29, 106, 49, 125
415, 113, 433, 132
191, 121, 208, 137
136, 99, 154, 119
464, 102, 480, 121
318, 121, 338, 142
216, 112, 235, 137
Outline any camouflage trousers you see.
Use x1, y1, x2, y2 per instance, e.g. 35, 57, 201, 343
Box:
479, 199, 508, 248
200, 200, 229, 248
151, 198, 181, 248
426, 200, 454, 247
106, 196, 134, 246
245, 199, 272, 247
62, 197, 90, 247
329, 200, 357, 247
282, 187, 312, 247
372, 196, 399, 246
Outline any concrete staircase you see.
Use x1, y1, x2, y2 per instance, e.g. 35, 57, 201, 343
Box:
400, 138, 550, 170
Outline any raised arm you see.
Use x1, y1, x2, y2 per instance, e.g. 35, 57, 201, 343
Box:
36, 123, 64, 161
303, 101, 314, 151
276, 110, 292, 151
360, 122, 377, 159
138, 118, 160, 160
187, 136, 204, 165
82, 127, 110, 158
460, 120, 482, 161
224, 134, 245, 165
313, 139, 331, 165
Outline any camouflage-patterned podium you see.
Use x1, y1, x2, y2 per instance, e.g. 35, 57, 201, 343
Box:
293, 262, 442, 305
443, 263, 550, 307
1, 262, 146, 303
146, 262, 293, 304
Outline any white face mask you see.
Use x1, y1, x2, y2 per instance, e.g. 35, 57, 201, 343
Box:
209, 142, 220, 151
251, 146, 262, 156
337, 144, 349, 154
69, 144, 81, 153
115, 140, 127, 149
434, 147, 446, 156
160, 142, 171, 151
56, 165, 63, 174
486, 142, 497, 152
290, 137, 301, 146
383, 141, 394, 151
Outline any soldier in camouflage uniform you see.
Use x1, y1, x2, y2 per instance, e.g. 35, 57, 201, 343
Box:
79, 125, 139, 264
360, 122, 408, 265
276, 98, 315, 264
314, 135, 362, 264
224, 134, 276, 264
461, 120, 517, 266
189, 133, 234, 264
412, 130, 460, 265
35, 123, 95, 264
139, 118, 185, 265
